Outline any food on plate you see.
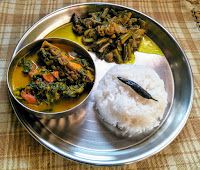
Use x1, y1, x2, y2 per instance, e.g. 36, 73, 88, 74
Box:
95, 64, 168, 137
11, 41, 95, 112
117, 77, 158, 101
71, 8, 147, 63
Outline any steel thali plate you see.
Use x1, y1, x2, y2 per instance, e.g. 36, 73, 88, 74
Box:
9, 3, 193, 165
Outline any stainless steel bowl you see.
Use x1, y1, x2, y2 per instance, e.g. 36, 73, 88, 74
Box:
8, 2, 193, 165
7, 37, 96, 119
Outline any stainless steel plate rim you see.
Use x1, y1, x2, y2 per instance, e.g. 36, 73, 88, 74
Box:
9, 2, 194, 166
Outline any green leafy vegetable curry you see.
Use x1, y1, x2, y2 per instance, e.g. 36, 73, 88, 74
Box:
12, 41, 95, 112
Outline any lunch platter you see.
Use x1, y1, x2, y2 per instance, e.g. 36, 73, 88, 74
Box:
8, 3, 193, 165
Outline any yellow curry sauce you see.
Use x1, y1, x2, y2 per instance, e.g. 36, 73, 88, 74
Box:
46, 23, 83, 46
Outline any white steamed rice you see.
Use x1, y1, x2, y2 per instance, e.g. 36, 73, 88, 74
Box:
95, 64, 168, 137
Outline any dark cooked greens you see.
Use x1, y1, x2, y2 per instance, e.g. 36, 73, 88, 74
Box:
14, 41, 94, 106
71, 8, 147, 63
18, 58, 32, 75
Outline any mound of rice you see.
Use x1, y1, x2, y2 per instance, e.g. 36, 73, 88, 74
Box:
95, 64, 168, 137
